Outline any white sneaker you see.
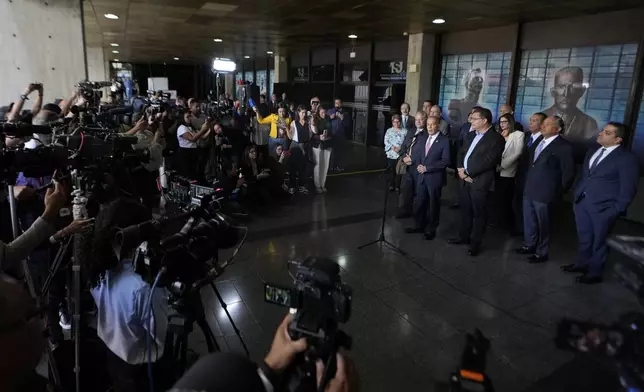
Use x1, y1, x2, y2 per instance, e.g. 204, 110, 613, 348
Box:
298, 186, 309, 195
59, 310, 71, 330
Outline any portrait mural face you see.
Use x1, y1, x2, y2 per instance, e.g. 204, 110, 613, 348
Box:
438, 52, 512, 128
515, 44, 637, 146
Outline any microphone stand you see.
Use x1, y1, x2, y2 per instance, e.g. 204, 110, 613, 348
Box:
357, 159, 409, 257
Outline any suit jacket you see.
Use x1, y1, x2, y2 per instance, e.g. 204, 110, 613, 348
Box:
400, 114, 414, 131
438, 120, 451, 138
412, 132, 451, 188
574, 145, 639, 215
458, 128, 505, 191
499, 131, 525, 178
516, 132, 543, 188
268, 101, 279, 115
523, 135, 576, 203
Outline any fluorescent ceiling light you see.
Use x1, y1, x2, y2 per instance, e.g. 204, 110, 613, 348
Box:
266, 51, 273, 54
348, 34, 358, 39
104, 13, 119, 19
112, 50, 119, 53
432, 18, 445, 24
113, 59, 119, 61
110, 43, 119, 47
244, 55, 250, 59
174, 57, 180, 60
212, 58, 236, 73
213, 38, 223, 42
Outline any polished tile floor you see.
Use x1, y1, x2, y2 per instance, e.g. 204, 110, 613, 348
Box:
193, 145, 644, 392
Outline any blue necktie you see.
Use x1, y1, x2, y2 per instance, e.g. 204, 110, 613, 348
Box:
527, 137, 534, 147
590, 148, 606, 172
533, 140, 545, 162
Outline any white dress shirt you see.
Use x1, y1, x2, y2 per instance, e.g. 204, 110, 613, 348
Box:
534, 134, 558, 159
529, 132, 541, 146
589, 144, 619, 169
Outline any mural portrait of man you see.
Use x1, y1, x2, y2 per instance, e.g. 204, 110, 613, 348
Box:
543, 66, 598, 142
448, 68, 484, 125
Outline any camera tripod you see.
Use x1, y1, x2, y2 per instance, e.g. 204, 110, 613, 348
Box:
357, 159, 409, 257
164, 281, 250, 381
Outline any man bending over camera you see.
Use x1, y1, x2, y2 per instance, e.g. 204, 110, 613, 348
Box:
88, 198, 170, 392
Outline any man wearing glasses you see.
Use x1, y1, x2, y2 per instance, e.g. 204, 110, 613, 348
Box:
448, 107, 505, 256
544, 66, 598, 142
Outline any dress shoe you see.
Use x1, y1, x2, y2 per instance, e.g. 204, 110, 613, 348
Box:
514, 246, 535, 255
527, 254, 549, 263
576, 275, 603, 285
405, 227, 423, 234
447, 237, 470, 245
561, 264, 589, 274
468, 245, 480, 257
424, 232, 436, 241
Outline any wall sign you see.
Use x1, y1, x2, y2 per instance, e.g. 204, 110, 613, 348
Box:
377, 60, 406, 82
292, 66, 309, 82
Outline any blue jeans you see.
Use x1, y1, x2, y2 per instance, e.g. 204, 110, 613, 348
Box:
268, 137, 286, 155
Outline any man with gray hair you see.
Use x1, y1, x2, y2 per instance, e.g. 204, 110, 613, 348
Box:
544, 66, 598, 142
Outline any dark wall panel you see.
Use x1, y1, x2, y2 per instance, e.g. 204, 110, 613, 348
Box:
521, 8, 644, 50
291, 51, 309, 67
339, 45, 370, 63
312, 47, 336, 65
131, 63, 215, 99
374, 39, 408, 61
441, 25, 517, 55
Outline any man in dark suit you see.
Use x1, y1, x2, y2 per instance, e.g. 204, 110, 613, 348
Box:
396, 111, 427, 219
268, 93, 279, 114
400, 102, 413, 130
448, 107, 505, 256
405, 116, 451, 240
512, 112, 547, 236
449, 106, 479, 209
562, 122, 639, 284
515, 116, 575, 263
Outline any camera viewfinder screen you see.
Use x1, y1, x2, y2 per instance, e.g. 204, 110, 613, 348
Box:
265, 284, 291, 307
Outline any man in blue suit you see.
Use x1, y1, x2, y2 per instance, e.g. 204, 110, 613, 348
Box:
562, 122, 639, 284
515, 116, 575, 263
405, 116, 451, 240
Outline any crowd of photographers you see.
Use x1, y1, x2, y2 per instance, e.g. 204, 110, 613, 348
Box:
0, 81, 354, 392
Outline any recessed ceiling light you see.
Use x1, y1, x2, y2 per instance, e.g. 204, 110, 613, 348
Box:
112, 50, 119, 54
266, 51, 273, 54
110, 43, 119, 47
113, 59, 120, 61
213, 38, 223, 42
244, 55, 250, 59
173, 57, 180, 60
104, 13, 119, 20
432, 18, 446, 24
403, 32, 408, 36
348, 34, 358, 39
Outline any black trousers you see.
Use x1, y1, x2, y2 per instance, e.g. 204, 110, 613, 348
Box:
178, 147, 198, 180
106, 347, 169, 392
458, 182, 489, 246
413, 182, 442, 233
289, 141, 309, 188
398, 171, 416, 215
513, 179, 525, 233
387, 158, 402, 189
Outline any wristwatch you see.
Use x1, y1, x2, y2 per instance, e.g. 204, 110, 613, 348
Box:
20, 94, 29, 101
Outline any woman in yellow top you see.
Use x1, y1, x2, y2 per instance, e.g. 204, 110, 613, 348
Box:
253, 103, 292, 153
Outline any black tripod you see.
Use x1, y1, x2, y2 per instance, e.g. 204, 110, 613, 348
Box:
165, 282, 249, 380
358, 161, 409, 257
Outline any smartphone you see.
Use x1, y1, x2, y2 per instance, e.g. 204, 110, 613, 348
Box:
264, 283, 293, 307
248, 98, 256, 108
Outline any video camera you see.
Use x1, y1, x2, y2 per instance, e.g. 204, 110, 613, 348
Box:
265, 257, 353, 391
554, 235, 644, 392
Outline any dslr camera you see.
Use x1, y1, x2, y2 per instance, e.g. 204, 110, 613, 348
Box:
265, 257, 352, 391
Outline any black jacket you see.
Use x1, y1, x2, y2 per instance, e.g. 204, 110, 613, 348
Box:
523, 135, 576, 203
458, 128, 505, 191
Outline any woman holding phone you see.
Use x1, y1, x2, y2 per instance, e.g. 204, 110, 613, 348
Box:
176, 111, 211, 181
310, 106, 332, 194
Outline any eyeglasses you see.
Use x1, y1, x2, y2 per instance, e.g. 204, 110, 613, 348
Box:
471, 116, 483, 121
311, 101, 320, 105
499, 120, 509, 124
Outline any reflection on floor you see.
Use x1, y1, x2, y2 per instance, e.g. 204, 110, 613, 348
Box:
193, 150, 644, 392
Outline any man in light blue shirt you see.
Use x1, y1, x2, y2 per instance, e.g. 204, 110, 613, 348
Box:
88, 198, 170, 392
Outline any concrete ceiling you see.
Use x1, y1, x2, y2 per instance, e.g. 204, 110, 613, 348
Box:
82, 0, 644, 64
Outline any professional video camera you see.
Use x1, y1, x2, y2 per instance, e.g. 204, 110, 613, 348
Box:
77, 81, 112, 108
265, 257, 353, 391
555, 235, 644, 391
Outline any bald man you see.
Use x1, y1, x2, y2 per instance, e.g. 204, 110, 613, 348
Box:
543, 66, 598, 142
